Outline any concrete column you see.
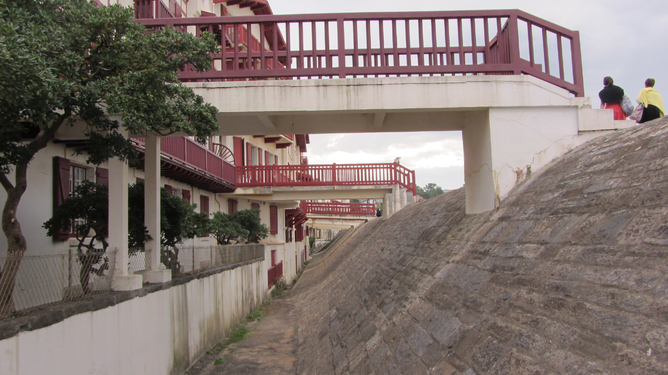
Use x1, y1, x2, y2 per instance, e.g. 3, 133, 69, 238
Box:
138, 134, 171, 284
383, 193, 393, 219
393, 185, 402, 215
109, 130, 143, 291
462, 111, 496, 214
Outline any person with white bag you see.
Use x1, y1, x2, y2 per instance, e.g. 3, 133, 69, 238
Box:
636, 78, 665, 124
599, 76, 627, 120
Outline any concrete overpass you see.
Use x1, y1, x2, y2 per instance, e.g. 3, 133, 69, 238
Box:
189, 75, 634, 214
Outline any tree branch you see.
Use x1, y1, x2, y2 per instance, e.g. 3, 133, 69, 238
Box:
0, 173, 14, 193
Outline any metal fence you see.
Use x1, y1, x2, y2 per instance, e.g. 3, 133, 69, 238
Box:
0, 249, 117, 317
0, 244, 264, 319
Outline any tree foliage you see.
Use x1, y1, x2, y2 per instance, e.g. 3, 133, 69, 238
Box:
210, 209, 268, 245
234, 209, 269, 244
0, 0, 219, 315
209, 212, 247, 245
417, 183, 446, 200
42, 181, 110, 294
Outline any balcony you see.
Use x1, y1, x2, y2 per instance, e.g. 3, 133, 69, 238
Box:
302, 201, 376, 216
133, 137, 236, 193
136, 9, 584, 96
236, 163, 416, 195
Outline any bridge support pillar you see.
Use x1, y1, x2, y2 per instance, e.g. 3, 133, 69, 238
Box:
463, 106, 589, 214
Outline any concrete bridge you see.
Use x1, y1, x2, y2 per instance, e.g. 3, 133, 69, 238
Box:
191, 75, 634, 213
140, 9, 635, 214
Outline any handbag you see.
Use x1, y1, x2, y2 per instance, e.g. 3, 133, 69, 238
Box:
628, 103, 644, 122
621, 95, 634, 116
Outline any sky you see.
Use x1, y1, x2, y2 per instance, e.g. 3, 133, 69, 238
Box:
266, 0, 668, 190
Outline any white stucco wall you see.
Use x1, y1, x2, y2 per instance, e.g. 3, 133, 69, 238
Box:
0, 260, 267, 375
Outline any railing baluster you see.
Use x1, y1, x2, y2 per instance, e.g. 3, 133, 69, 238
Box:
405, 19, 411, 67
542, 26, 550, 75
353, 20, 359, 74
557, 33, 564, 80
431, 18, 438, 67
527, 20, 535, 67
471, 17, 478, 66
312, 21, 317, 69
392, 19, 398, 69
418, 18, 424, 67
457, 18, 464, 66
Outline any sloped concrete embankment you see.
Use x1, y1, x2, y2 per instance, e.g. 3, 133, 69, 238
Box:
292, 117, 668, 374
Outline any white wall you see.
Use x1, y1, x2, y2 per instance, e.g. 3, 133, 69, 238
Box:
0, 260, 267, 375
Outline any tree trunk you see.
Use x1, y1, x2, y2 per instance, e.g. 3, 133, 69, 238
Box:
0, 165, 28, 318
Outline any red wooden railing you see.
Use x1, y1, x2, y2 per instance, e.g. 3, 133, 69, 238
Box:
137, 9, 584, 96
237, 162, 416, 195
302, 201, 376, 216
268, 261, 284, 288
134, 137, 236, 184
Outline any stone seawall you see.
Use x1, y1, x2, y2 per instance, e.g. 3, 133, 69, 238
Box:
293, 117, 668, 374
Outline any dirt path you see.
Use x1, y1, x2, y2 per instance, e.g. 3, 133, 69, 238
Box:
185, 294, 298, 375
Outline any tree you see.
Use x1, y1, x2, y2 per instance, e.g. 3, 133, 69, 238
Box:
0, 0, 219, 316
234, 209, 269, 244
209, 212, 248, 245
43, 181, 110, 295
417, 183, 446, 200
128, 182, 210, 276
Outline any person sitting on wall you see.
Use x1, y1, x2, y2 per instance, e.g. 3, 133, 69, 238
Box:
598, 76, 626, 120
637, 78, 665, 124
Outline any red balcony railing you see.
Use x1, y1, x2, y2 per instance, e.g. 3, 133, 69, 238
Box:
134, 137, 236, 185
237, 163, 416, 195
137, 9, 584, 96
268, 261, 284, 288
303, 201, 376, 216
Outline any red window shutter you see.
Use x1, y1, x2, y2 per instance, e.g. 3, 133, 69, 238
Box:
182, 189, 191, 203
296, 224, 304, 242
246, 143, 252, 166
228, 199, 238, 214
258, 148, 263, 165
136, 177, 144, 183
96, 167, 109, 186
274, 155, 278, 165
271, 250, 276, 266
251, 202, 260, 211
200, 195, 210, 237
165, 185, 173, 195
52, 157, 71, 241
265, 151, 271, 165
200, 195, 210, 214
233, 137, 243, 167
270, 205, 278, 235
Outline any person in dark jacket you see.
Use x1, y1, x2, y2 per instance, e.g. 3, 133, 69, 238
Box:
599, 76, 626, 120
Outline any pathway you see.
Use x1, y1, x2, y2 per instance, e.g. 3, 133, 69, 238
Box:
186, 295, 298, 375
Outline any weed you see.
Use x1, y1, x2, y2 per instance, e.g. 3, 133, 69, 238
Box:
228, 325, 250, 345
246, 306, 265, 322
271, 277, 288, 297
214, 358, 224, 366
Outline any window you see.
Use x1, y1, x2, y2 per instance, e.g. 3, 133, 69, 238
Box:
251, 146, 258, 166
251, 202, 260, 211
228, 199, 238, 214
53, 157, 108, 241
69, 165, 87, 195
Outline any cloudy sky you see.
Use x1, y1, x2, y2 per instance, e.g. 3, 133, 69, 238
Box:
266, 0, 668, 190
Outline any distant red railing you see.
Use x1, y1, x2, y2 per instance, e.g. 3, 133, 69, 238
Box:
303, 201, 376, 216
268, 261, 284, 288
237, 163, 416, 195
137, 9, 584, 96
134, 137, 236, 184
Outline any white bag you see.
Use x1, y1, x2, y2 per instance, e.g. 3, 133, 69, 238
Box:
628, 103, 644, 123
621, 95, 634, 116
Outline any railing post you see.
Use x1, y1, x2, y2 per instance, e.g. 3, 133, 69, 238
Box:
508, 12, 521, 74
570, 31, 585, 97
337, 16, 346, 79
332, 163, 337, 183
